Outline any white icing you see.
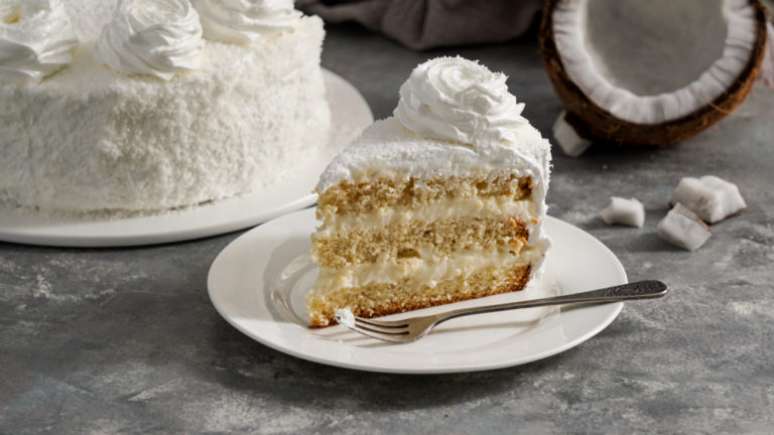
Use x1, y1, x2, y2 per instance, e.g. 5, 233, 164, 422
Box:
671, 175, 746, 224
395, 56, 527, 146
657, 203, 711, 251
95, 0, 203, 81
192, 0, 300, 45
0, 0, 78, 84
0, 15, 330, 213
600, 197, 645, 228
60, 0, 118, 42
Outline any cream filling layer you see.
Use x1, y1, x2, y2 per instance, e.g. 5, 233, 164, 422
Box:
315, 248, 544, 292
318, 196, 539, 237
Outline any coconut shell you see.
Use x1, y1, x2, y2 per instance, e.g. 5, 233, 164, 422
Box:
539, 0, 769, 147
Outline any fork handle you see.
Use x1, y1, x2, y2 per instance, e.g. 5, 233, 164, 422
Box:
439, 280, 668, 323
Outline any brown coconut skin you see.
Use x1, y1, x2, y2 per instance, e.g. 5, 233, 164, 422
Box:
539, 0, 768, 147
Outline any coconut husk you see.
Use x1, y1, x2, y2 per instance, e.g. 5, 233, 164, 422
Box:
539, 0, 769, 147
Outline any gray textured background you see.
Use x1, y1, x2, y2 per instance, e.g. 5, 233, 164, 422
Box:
2, 25, 774, 435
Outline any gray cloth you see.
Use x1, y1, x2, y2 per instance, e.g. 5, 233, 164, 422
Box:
297, 0, 543, 50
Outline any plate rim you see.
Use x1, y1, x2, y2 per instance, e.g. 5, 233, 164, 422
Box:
0, 69, 372, 248
207, 208, 627, 374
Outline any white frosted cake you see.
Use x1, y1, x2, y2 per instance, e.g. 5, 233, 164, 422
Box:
0, 0, 330, 213
307, 57, 552, 327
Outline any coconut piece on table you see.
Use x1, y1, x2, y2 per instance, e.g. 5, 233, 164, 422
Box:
600, 197, 645, 228
671, 175, 746, 224
539, 0, 768, 146
657, 203, 712, 251
553, 111, 591, 157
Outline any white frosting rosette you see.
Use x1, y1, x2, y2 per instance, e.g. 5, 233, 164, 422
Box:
95, 0, 203, 81
395, 56, 527, 146
0, 0, 78, 84
192, 0, 300, 45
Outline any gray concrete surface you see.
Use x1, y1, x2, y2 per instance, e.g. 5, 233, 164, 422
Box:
1, 25, 773, 435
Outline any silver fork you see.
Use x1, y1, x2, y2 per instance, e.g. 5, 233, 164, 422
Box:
336, 280, 668, 343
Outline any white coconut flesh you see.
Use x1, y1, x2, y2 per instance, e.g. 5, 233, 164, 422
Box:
553, 0, 759, 124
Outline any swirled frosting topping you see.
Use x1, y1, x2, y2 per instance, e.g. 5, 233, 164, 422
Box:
95, 0, 203, 81
395, 56, 527, 145
192, 0, 301, 45
0, 0, 78, 84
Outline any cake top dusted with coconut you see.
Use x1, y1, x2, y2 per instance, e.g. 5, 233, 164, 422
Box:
317, 56, 552, 192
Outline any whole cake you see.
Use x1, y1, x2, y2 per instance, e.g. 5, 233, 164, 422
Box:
0, 0, 330, 213
307, 57, 552, 327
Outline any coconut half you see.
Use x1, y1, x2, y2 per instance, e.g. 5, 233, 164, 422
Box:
540, 0, 768, 147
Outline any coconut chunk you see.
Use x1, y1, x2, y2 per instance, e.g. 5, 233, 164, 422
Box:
671, 175, 746, 223
657, 203, 712, 251
553, 111, 591, 157
550, 0, 760, 125
541, 0, 767, 146
600, 197, 645, 228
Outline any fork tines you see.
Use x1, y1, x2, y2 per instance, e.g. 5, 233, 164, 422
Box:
339, 316, 411, 343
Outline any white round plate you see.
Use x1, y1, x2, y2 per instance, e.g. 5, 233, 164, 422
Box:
207, 208, 628, 374
0, 70, 372, 247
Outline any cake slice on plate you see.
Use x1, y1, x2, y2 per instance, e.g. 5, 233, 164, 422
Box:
307, 57, 552, 327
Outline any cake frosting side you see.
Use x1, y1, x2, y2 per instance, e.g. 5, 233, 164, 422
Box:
0, 0, 331, 213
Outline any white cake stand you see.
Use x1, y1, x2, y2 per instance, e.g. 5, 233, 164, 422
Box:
0, 70, 373, 247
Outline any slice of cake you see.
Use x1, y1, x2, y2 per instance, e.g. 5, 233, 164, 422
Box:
307, 57, 552, 327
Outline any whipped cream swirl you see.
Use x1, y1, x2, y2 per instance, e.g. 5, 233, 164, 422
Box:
192, 0, 300, 45
0, 0, 78, 84
395, 56, 527, 145
95, 0, 203, 81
